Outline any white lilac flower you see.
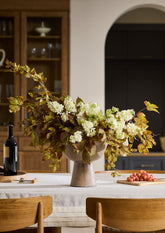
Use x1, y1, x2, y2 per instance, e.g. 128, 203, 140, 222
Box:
61, 112, 69, 122
106, 107, 119, 117
64, 96, 77, 113
82, 120, 96, 137
106, 116, 118, 129
126, 123, 142, 136
69, 131, 82, 143
116, 109, 135, 122
77, 103, 89, 124
77, 102, 104, 126
82, 120, 94, 132
106, 115, 125, 132
86, 103, 100, 117
87, 103, 104, 123
47, 101, 64, 114
115, 130, 126, 140
77, 103, 89, 117
116, 121, 125, 131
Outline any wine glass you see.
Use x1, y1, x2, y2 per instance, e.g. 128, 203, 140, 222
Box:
54, 42, 61, 57
47, 43, 54, 58
54, 80, 61, 93
9, 84, 14, 96
2, 21, 7, 35
8, 20, 13, 35
40, 47, 48, 57
30, 47, 38, 57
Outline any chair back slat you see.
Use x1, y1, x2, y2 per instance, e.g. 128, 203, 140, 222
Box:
0, 196, 52, 232
86, 197, 165, 232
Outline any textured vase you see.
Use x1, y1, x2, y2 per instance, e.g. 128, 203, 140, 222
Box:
64, 142, 107, 187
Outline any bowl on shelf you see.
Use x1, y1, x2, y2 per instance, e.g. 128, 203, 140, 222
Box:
35, 21, 51, 37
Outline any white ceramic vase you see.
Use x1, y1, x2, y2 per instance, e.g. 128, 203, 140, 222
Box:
64, 142, 107, 187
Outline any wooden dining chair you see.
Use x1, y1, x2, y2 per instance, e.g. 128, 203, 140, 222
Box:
0, 196, 53, 233
86, 197, 165, 233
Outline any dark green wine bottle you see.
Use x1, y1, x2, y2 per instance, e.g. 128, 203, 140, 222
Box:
3, 125, 17, 176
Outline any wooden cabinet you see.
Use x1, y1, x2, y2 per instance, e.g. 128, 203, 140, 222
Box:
0, 1, 69, 172
18, 137, 67, 172
114, 154, 165, 171
0, 12, 20, 130
21, 11, 68, 99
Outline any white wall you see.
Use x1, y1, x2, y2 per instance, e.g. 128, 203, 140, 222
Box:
117, 7, 165, 23
70, 0, 165, 171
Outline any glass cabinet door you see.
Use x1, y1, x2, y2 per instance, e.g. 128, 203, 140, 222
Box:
21, 12, 69, 103
0, 12, 20, 130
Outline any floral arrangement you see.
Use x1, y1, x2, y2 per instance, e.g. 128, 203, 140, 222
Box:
6, 61, 159, 171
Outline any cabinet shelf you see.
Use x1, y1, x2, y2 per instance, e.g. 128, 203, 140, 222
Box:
28, 35, 61, 39
27, 57, 60, 61
0, 103, 9, 106
0, 68, 11, 72
0, 35, 14, 39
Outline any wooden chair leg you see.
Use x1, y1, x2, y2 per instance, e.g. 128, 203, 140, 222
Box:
38, 201, 44, 233
96, 202, 102, 233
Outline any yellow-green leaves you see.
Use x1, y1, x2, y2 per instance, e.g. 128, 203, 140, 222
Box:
144, 101, 159, 113
132, 101, 158, 155
8, 96, 23, 113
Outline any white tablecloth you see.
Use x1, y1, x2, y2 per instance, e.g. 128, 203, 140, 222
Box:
0, 172, 165, 227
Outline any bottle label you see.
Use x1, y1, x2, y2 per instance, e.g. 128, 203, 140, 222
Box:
3, 146, 17, 161
3, 146, 9, 158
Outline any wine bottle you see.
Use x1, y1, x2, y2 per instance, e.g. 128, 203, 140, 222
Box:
3, 125, 17, 176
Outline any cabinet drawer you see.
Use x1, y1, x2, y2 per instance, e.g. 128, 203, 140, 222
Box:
115, 156, 165, 170
128, 157, 165, 170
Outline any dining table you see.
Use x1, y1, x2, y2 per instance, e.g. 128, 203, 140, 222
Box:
1, 171, 165, 228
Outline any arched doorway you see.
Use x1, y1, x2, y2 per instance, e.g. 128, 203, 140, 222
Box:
105, 7, 165, 152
